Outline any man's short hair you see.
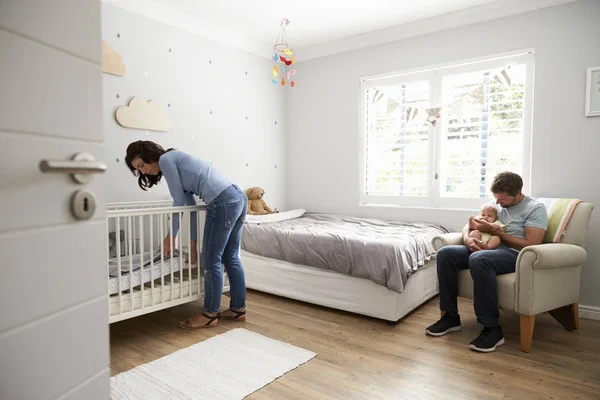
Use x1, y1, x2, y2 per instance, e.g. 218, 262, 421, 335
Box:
490, 172, 523, 197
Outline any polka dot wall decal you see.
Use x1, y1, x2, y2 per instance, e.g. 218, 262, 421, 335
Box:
274, 121, 277, 124
210, 110, 213, 114
168, 103, 171, 107
169, 48, 172, 52
246, 163, 249, 167
245, 116, 248, 120
209, 60, 212, 64
245, 71, 248, 75
116, 158, 120, 162
117, 33, 120, 38
116, 94, 120, 98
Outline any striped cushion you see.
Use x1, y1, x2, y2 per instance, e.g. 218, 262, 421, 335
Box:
536, 198, 583, 243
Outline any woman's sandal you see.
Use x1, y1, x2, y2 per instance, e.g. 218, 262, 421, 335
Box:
218, 309, 246, 321
178, 312, 218, 329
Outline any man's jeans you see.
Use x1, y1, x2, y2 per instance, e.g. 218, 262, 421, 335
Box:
202, 184, 247, 314
437, 245, 518, 327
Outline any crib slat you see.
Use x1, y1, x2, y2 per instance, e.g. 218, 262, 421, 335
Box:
139, 214, 144, 309
170, 213, 174, 302
200, 210, 204, 297
106, 218, 111, 314
180, 210, 184, 300
197, 211, 201, 293
188, 210, 192, 297
150, 214, 155, 306
160, 213, 165, 303
116, 217, 122, 315
128, 215, 133, 312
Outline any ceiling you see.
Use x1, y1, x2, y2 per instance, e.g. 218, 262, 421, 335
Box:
102, 0, 575, 61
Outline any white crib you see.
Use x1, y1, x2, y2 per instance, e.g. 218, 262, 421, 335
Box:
105, 201, 229, 323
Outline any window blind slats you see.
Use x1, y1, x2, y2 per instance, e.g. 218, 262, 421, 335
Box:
363, 59, 529, 203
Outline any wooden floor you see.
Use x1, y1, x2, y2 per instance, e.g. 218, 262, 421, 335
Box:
110, 290, 600, 400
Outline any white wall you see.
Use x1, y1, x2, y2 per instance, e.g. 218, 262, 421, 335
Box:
287, 0, 600, 309
102, 4, 286, 210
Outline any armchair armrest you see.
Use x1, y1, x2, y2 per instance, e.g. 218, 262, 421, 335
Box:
432, 232, 463, 251
516, 243, 587, 315
517, 243, 587, 269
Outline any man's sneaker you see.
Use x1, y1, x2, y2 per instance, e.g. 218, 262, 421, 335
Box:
425, 314, 462, 336
469, 326, 505, 352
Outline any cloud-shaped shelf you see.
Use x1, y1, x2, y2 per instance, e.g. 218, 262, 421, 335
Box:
116, 97, 172, 132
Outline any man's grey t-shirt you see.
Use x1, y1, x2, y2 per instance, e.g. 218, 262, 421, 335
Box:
489, 196, 548, 239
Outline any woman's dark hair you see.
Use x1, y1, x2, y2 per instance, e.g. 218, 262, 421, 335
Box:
490, 171, 523, 197
125, 140, 174, 190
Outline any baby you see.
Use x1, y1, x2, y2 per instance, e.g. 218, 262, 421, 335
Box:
467, 204, 505, 249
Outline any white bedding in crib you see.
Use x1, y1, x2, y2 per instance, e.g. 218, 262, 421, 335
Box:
108, 251, 185, 295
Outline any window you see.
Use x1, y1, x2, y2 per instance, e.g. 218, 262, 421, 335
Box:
359, 51, 534, 209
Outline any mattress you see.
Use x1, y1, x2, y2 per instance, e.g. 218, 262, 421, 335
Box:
241, 212, 448, 294
108, 251, 184, 295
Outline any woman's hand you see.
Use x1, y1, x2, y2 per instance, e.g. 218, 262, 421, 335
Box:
163, 235, 173, 256
189, 240, 198, 264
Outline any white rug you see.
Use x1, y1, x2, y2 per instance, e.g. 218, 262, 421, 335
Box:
110, 328, 316, 399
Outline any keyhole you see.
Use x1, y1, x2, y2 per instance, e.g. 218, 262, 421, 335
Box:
84, 197, 88, 212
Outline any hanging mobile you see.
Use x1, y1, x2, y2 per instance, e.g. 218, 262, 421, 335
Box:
270, 18, 297, 87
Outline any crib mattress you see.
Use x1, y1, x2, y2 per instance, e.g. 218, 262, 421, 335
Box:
108, 252, 184, 295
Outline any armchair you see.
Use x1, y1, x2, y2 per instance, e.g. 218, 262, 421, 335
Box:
432, 199, 594, 352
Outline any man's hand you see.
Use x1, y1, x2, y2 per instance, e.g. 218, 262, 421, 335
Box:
468, 216, 477, 231
472, 219, 494, 233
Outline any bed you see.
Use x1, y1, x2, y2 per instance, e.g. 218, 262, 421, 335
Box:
241, 210, 448, 323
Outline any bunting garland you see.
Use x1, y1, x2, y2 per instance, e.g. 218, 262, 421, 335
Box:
380, 65, 515, 127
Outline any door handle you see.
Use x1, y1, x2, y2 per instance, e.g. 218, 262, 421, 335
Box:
39, 152, 107, 184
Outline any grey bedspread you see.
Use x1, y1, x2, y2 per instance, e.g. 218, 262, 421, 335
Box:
241, 213, 448, 294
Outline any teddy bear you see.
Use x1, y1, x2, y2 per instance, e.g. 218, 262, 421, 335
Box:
245, 186, 278, 215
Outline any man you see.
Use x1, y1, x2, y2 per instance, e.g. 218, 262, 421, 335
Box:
425, 172, 548, 352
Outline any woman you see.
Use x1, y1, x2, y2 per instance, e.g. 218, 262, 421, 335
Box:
125, 140, 247, 328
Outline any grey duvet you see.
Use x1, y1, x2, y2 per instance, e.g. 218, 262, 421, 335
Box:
241, 213, 448, 294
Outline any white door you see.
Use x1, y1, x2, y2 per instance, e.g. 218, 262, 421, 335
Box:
0, 1, 110, 399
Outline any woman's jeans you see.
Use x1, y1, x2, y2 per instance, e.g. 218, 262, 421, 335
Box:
202, 184, 247, 314
437, 245, 518, 327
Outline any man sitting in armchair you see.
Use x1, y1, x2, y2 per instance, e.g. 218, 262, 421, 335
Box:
425, 172, 548, 352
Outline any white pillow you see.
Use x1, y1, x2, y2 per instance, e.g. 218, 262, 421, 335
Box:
245, 209, 306, 224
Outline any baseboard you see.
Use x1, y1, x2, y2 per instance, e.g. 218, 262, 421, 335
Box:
579, 305, 600, 321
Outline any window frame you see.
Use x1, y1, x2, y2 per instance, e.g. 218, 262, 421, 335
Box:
358, 50, 535, 210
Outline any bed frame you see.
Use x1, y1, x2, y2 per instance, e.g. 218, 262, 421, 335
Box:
105, 201, 229, 323
241, 251, 439, 324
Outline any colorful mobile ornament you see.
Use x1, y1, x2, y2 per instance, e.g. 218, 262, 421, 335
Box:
270, 19, 296, 87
